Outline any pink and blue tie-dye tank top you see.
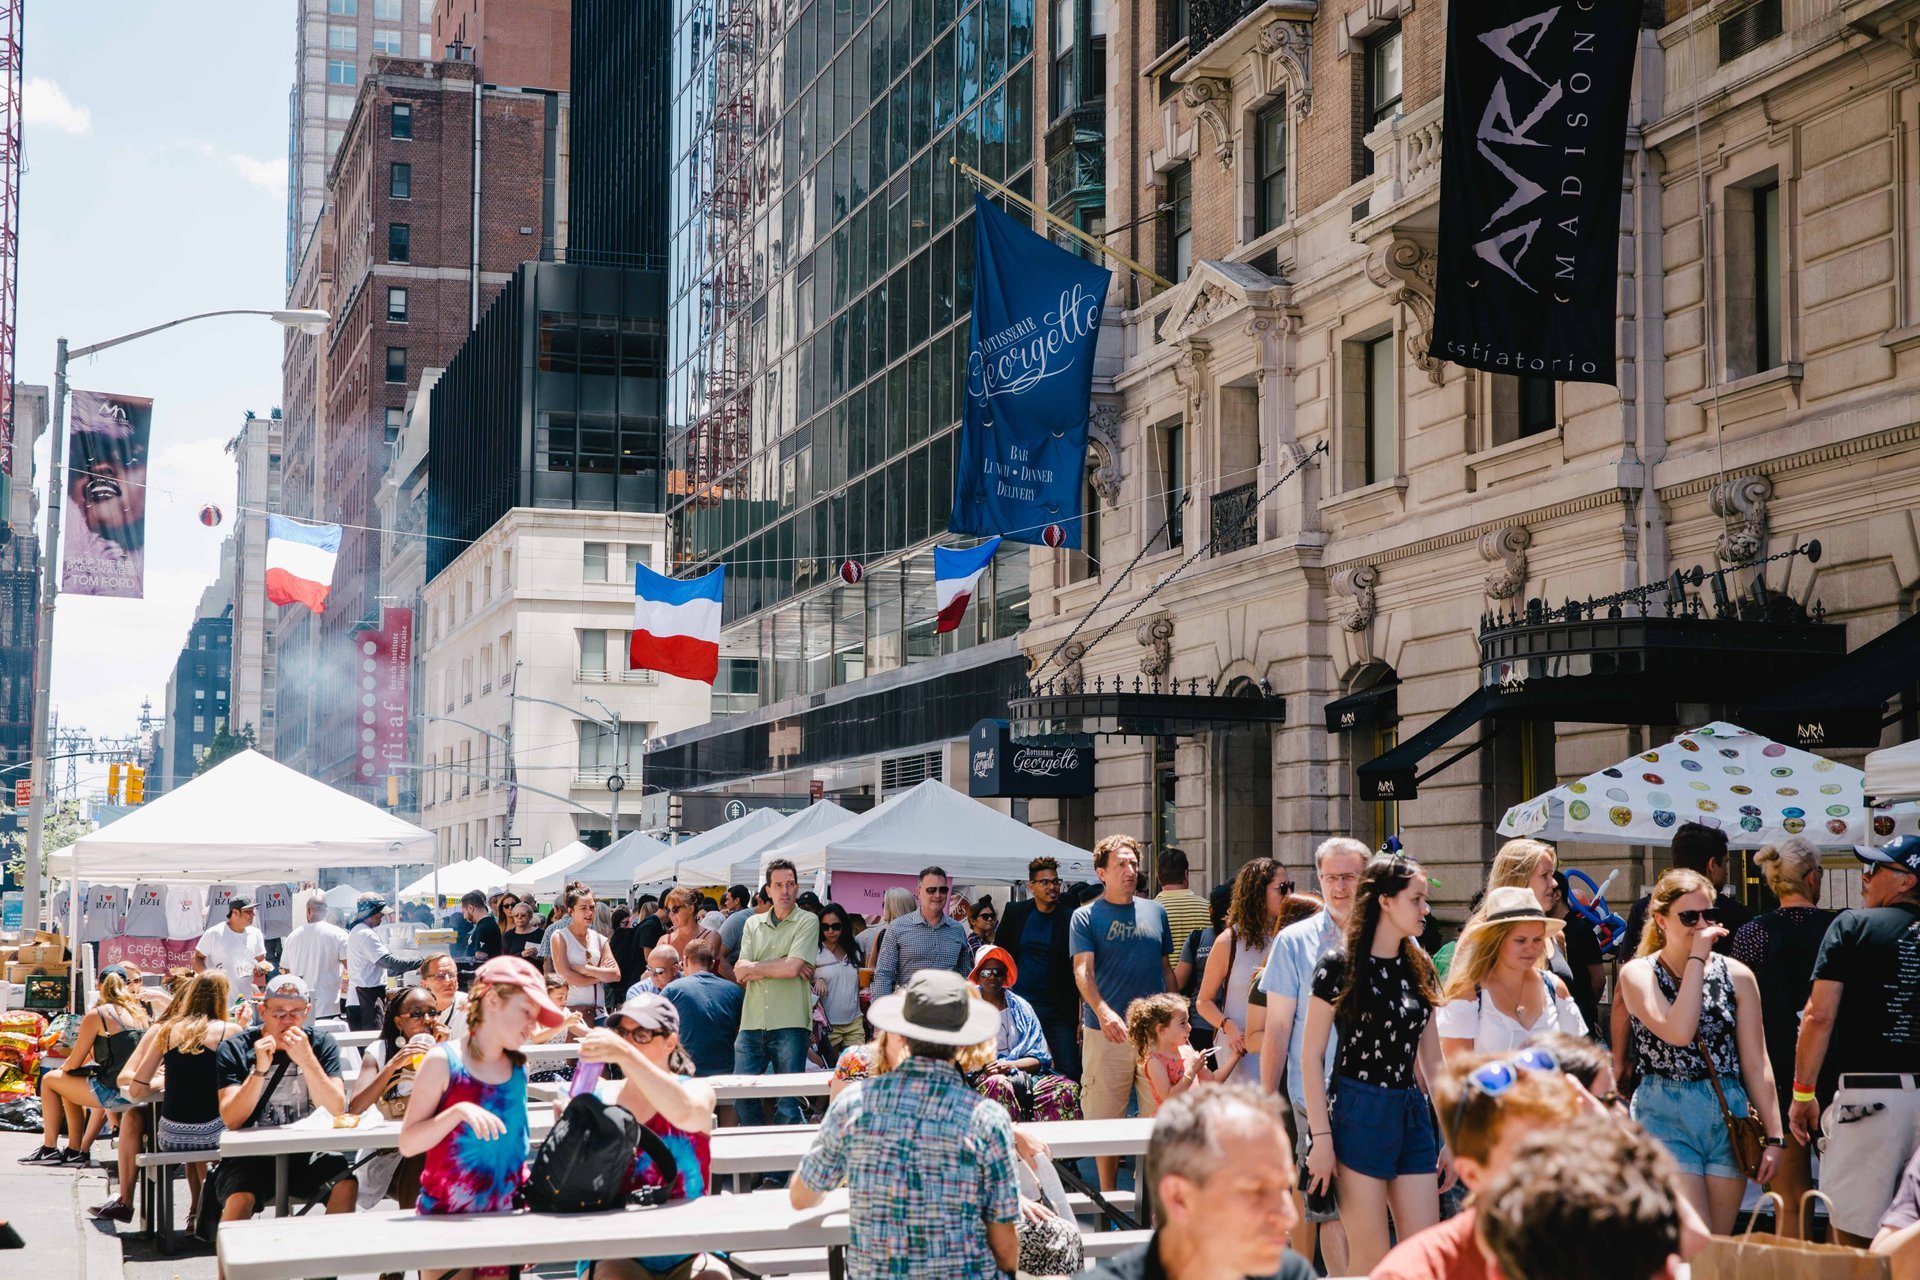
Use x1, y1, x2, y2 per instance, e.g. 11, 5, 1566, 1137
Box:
416, 1041, 529, 1216
575, 1081, 712, 1276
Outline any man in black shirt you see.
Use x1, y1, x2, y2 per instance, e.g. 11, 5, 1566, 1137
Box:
1789, 835, 1920, 1245
995, 855, 1080, 1079
460, 889, 503, 961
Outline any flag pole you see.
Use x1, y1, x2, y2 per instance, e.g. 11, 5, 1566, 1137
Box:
950, 158, 1174, 292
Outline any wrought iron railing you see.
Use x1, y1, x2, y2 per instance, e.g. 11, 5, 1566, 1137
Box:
1209, 482, 1258, 556
1188, 0, 1264, 59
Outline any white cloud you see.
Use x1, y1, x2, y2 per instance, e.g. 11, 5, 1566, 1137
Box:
23, 77, 91, 135
229, 154, 287, 195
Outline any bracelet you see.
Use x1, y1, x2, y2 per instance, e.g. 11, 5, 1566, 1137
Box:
1311, 1129, 1331, 1136
1791, 1088, 1818, 1103
1686, 956, 1706, 967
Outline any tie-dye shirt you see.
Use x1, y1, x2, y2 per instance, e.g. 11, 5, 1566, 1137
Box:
415, 1041, 529, 1215
572, 1078, 714, 1278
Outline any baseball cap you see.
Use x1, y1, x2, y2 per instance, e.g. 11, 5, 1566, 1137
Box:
1853, 833, 1920, 876
472, 956, 566, 1028
263, 973, 311, 1001
227, 896, 256, 914
604, 991, 680, 1036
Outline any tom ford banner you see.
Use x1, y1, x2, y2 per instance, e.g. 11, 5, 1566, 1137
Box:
63, 390, 152, 598
950, 194, 1111, 548
1429, 3, 1640, 385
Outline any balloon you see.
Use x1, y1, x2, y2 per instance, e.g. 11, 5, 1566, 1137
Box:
839, 559, 864, 585
199, 504, 223, 527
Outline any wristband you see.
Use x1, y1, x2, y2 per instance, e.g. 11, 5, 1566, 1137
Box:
1686, 955, 1706, 966
1792, 1087, 1818, 1103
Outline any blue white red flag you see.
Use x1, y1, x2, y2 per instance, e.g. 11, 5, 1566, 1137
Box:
934, 538, 1001, 634
264, 515, 342, 613
631, 564, 724, 683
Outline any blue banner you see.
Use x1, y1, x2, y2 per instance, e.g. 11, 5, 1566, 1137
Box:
949, 194, 1112, 548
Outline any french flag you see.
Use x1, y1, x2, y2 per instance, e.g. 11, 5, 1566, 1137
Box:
934, 537, 1001, 634
264, 515, 342, 613
631, 563, 724, 683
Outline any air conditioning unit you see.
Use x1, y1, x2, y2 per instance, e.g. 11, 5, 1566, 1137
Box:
879, 749, 944, 797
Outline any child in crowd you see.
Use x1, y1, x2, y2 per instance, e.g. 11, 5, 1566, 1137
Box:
399, 955, 565, 1278
1126, 992, 1237, 1115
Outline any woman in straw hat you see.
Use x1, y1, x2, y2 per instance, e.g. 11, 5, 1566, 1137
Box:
1436, 886, 1588, 1062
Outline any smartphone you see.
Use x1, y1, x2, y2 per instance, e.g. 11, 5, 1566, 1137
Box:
1299, 1133, 1338, 1217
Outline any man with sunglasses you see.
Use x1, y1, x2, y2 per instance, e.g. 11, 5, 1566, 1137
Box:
1789, 834, 1920, 1245
997, 856, 1082, 1079
870, 865, 972, 998
626, 942, 682, 998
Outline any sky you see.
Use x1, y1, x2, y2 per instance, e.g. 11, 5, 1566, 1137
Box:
18, 2, 291, 791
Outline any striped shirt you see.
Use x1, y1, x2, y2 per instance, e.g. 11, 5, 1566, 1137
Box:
870, 912, 971, 996
1156, 887, 1212, 959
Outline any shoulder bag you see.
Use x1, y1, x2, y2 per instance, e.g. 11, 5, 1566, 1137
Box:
1694, 1033, 1767, 1182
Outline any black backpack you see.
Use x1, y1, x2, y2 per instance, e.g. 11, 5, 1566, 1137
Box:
523, 1091, 680, 1214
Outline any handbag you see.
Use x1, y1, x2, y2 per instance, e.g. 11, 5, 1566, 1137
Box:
1693, 1033, 1768, 1182
1691, 1192, 1890, 1280
523, 1091, 679, 1214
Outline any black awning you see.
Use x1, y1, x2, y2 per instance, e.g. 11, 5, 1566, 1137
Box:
1325, 680, 1400, 733
1009, 685, 1287, 740
1739, 611, 1920, 749
1356, 688, 1501, 802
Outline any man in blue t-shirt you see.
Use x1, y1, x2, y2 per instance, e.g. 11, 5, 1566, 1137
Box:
1071, 833, 1173, 1189
662, 935, 744, 1077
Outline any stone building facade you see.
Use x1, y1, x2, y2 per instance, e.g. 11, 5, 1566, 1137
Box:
1018, 0, 1920, 913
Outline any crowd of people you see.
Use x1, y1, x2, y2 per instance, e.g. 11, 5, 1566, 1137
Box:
10, 821, 1919, 1280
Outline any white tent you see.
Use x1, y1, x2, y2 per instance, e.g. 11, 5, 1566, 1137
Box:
51, 750, 434, 883
1499, 722, 1920, 849
763, 780, 1095, 884
1865, 739, 1920, 805
568, 829, 673, 898
504, 841, 598, 898
396, 857, 504, 901
716, 800, 859, 886
625, 808, 788, 889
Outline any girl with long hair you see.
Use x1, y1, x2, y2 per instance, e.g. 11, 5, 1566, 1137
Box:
1436, 886, 1586, 1060
813, 901, 867, 1055
348, 985, 447, 1208
1459, 839, 1602, 1028
663, 886, 732, 983
1618, 868, 1782, 1234
1300, 852, 1453, 1274
120, 973, 243, 1223
1195, 857, 1290, 1085
20, 966, 153, 1210
856, 886, 916, 962
550, 885, 620, 1021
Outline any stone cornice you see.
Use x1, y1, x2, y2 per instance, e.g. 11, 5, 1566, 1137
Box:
1656, 420, 1920, 501
1325, 486, 1632, 577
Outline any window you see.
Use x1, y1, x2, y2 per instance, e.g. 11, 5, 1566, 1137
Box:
1166, 0, 1187, 47
387, 286, 409, 322
1491, 375, 1557, 447
1255, 102, 1287, 236
327, 25, 357, 51
1362, 22, 1403, 175
385, 347, 407, 383
1165, 421, 1186, 548
583, 542, 609, 581
577, 721, 646, 775
327, 59, 357, 86
327, 0, 356, 14
1364, 334, 1397, 485
1050, 0, 1075, 118
327, 95, 356, 120
388, 223, 410, 261
373, 0, 401, 18
1087, 5, 1107, 102
390, 162, 411, 200
625, 543, 653, 584
194, 716, 206, 734
579, 629, 607, 678
418, 31, 432, 58
1069, 476, 1102, 582
384, 406, 404, 442
1754, 182, 1782, 372
1518, 376, 1556, 438
391, 103, 413, 139
373, 28, 403, 54
1168, 166, 1193, 283
419, 0, 435, 21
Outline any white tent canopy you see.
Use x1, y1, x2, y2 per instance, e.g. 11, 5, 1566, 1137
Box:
1865, 739, 1920, 805
505, 841, 598, 899
396, 857, 504, 901
625, 808, 788, 889
710, 801, 858, 886
51, 750, 435, 883
568, 829, 673, 898
761, 780, 1094, 884
1499, 722, 1920, 849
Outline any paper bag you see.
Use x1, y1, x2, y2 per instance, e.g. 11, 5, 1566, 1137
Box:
1691, 1194, 1890, 1280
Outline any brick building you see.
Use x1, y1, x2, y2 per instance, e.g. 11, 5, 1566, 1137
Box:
433, 0, 573, 92
305, 56, 563, 791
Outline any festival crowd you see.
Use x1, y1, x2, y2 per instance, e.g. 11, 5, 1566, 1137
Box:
11, 824, 1920, 1280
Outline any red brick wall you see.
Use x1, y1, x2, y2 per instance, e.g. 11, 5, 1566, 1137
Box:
433, 0, 572, 91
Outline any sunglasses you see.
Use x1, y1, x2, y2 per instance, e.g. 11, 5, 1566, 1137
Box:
1274, 879, 1297, 897
924, 886, 950, 896
395, 1008, 435, 1022
619, 1026, 659, 1045
821, 922, 843, 931
1032, 877, 1060, 887
1671, 908, 1717, 927
1447, 1046, 1560, 1142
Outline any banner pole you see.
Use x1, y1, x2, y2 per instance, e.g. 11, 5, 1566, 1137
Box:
951, 158, 1174, 291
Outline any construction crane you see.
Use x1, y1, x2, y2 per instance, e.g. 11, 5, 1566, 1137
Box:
0, 0, 21, 478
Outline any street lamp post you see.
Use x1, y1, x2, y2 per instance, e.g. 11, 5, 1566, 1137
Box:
19, 309, 329, 931
510, 693, 625, 843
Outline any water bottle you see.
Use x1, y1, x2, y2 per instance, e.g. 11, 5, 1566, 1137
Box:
570, 1058, 605, 1098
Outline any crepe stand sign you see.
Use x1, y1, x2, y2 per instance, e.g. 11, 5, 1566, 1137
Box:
1500, 722, 1920, 849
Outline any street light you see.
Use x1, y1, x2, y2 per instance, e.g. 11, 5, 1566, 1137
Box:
19, 308, 331, 930
510, 693, 627, 842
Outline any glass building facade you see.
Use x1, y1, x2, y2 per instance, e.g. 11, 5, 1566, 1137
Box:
668, 0, 1037, 712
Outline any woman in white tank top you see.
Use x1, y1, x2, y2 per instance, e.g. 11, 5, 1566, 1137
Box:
550, 886, 621, 1016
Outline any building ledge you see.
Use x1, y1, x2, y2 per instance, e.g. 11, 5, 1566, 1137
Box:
1880, 322, 1920, 353
1320, 475, 1408, 525
1176, 0, 1319, 82
1467, 429, 1563, 491
1689, 363, 1804, 430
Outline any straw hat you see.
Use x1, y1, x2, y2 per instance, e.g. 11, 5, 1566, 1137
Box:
1457, 885, 1564, 950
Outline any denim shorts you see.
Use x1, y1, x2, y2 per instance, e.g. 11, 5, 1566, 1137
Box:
87, 1074, 137, 1113
1630, 1075, 1749, 1180
1329, 1075, 1440, 1180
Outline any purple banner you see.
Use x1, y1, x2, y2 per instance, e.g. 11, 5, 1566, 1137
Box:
62, 390, 151, 598
358, 605, 413, 784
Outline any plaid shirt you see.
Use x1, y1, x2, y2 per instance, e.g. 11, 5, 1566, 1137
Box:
797, 1055, 1020, 1280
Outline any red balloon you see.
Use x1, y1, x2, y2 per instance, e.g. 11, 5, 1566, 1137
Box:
839, 559, 865, 585
199, 504, 223, 527
1041, 524, 1067, 548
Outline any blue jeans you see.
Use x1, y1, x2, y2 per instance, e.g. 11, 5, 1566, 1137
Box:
733, 1026, 810, 1127
1035, 1005, 1081, 1082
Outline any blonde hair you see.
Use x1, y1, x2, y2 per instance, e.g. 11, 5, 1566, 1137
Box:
1635, 869, 1716, 958
1754, 836, 1821, 902
956, 1037, 998, 1074
1489, 840, 1556, 892
94, 970, 151, 1028
665, 886, 700, 912
163, 974, 231, 1054
464, 980, 529, 1068
1127, 992, 1189, 1062
1442, 916, 1552, 1002
879, 887, 915, 925
1433, 1054, 1580, 1162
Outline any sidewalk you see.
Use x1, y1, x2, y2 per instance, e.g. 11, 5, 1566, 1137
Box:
0, 1126, 137, 1280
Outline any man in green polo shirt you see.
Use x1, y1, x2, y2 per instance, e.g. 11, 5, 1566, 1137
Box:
733, 857, 820, 1126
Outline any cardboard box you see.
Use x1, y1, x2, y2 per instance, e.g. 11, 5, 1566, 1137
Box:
4, 960, 68, 985
14, 941, 63, 966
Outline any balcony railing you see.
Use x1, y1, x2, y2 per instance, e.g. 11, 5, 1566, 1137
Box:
1183, 0, 1317, 77
575, 666, 659, 685
1210, 482, 1259, 556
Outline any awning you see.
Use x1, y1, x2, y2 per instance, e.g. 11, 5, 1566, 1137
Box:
1739, 611, 1920, 749
1325, 679, 1400, 733
1356, 688, 1504, 801
1009, 682, 1286, 740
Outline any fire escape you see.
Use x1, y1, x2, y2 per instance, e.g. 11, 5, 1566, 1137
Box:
694, 0, 758, 509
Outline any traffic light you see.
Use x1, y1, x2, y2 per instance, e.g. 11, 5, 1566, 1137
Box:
125, 766, 145, 805
107, 763, 123, 804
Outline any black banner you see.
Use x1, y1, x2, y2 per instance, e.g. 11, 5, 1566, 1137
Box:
967, 719, 1093, 799
1429, 3, 1640, 385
